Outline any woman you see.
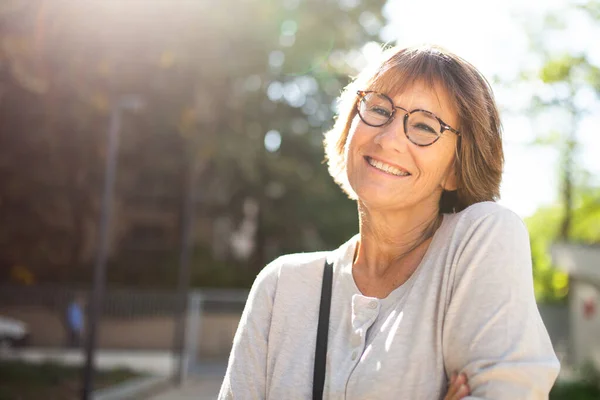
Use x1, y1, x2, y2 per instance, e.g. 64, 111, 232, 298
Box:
219, 45, 560, 399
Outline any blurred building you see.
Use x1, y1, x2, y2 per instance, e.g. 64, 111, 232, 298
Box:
77, 136, 250, 267
552, 243, 600, 372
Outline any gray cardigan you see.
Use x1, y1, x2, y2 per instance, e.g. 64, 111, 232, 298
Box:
219, 202, 560, 399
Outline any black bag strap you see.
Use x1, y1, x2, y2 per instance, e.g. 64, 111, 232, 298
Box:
313, 260, 333, 400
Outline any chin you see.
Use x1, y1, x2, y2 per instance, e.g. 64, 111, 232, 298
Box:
355, 188, 410, 211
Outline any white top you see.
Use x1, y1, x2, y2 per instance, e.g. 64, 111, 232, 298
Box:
218, 202, 560, 399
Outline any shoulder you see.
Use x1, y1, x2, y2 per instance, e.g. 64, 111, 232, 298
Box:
439, 203, 535, 301
439, 202, 531, 269
252, 250, 330, 291
273, 250, 331, 271
441, 202, 532, 277
455, 201, 522, 224
241, 250, 332, 316
445, 201, 527, 239
250, 235, 356, 301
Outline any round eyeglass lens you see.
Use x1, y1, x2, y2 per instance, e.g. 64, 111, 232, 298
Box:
405, 111, 441, 146
358, 92, 394, 126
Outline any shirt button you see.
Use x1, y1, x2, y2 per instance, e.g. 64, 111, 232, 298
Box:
351, 334, 361, 346
368, 300, 378, 309
351, 351, 358, 361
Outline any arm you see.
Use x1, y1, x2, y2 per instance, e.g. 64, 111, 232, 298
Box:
443, 209, 560, 399
218, 261, 280, 400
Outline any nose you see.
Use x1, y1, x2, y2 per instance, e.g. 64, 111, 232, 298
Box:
373, 113, 410, 153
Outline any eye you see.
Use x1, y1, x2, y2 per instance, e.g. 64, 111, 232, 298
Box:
408, 111, 442, 136
413, 122, 437, 134
368, 106, 392, 118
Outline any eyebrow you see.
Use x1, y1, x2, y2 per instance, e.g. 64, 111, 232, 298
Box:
389, 94, 451, 121
391, 102, 446, 121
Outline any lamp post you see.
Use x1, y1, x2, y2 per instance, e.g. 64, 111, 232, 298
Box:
171, 93, 214, 385
82, 96, 144, 400
172, 162, 197, 385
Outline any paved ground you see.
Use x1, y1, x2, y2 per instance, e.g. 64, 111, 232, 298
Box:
2, 347, 227, 399
148, 361, 226, 399
149, 376, 223, 400
0, 347, 175, 376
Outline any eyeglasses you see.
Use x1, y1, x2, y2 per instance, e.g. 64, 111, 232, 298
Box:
356, 90, 461, 147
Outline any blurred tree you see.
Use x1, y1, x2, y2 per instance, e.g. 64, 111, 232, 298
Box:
0, 0, 385, 287
526, 185, 600, 303
525, 1, 600, 240
0, 2, 106, 281
521, 0, 600, 302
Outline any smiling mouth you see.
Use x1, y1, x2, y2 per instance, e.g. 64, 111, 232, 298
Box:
365, 156, 411, 177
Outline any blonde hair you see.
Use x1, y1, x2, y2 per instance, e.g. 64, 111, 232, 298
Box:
324, 45, 504, 213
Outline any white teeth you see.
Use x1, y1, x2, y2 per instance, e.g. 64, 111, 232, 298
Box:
367, 157, 410, 177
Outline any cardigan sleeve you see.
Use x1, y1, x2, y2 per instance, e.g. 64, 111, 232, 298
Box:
442, 209, 560, 399
218, 259, 280, 400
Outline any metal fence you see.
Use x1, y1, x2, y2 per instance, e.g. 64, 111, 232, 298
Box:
0, 285, 249, 360
0, 285, 571, 377
0, 285, 248, 317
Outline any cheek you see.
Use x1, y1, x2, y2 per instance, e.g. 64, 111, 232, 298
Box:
414, 142, 456, 181
344, 118, 365, 160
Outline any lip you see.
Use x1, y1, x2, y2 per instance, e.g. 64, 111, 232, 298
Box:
364, 156, 412, 176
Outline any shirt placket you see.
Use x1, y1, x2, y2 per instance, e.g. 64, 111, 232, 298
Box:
343, 295, 381, 399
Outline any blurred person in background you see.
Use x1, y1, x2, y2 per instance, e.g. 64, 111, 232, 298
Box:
65, 296, 85, 348
219, 45, 560, 399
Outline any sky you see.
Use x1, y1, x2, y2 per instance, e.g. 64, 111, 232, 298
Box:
380, 0, 600, 217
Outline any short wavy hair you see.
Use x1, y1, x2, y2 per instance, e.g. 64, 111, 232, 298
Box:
324, 45, 504, 213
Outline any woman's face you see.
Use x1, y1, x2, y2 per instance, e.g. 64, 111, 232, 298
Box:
345, 81, 459, 213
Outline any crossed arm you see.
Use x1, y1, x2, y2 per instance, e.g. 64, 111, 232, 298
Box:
442, 210, 560, 399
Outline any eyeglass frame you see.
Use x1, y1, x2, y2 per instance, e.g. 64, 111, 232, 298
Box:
356, 90, 461, 147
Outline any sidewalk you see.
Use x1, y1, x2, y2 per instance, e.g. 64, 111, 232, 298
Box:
1, 347, 174, 376
149, 362, 227, 400
149, 376, 223, 400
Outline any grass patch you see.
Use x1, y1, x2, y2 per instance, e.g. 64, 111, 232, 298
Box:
551, 361, 600, 400
0, 360, 140, 400
550, 381, 600, 400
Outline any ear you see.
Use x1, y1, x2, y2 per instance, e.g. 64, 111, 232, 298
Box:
442, 175, 457, 191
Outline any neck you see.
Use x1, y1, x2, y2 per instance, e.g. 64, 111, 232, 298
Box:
354, 202, 442, 281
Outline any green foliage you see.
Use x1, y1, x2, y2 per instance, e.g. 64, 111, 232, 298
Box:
522, 0, 600, 302
550, 382, 600, 400
536, 51, 600, 96
550, 361, 600, 399
526, 186, 600, 303
527, 3, 600, 241
539, 55, 587, 83
0, 360, 138, 400
570, 189, 600, 243
578, 1, 600, 19
0, 1, 383, 287
526, 205, 568, 303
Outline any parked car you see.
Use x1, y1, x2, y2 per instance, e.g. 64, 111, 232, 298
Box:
0, 316, 30, 349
